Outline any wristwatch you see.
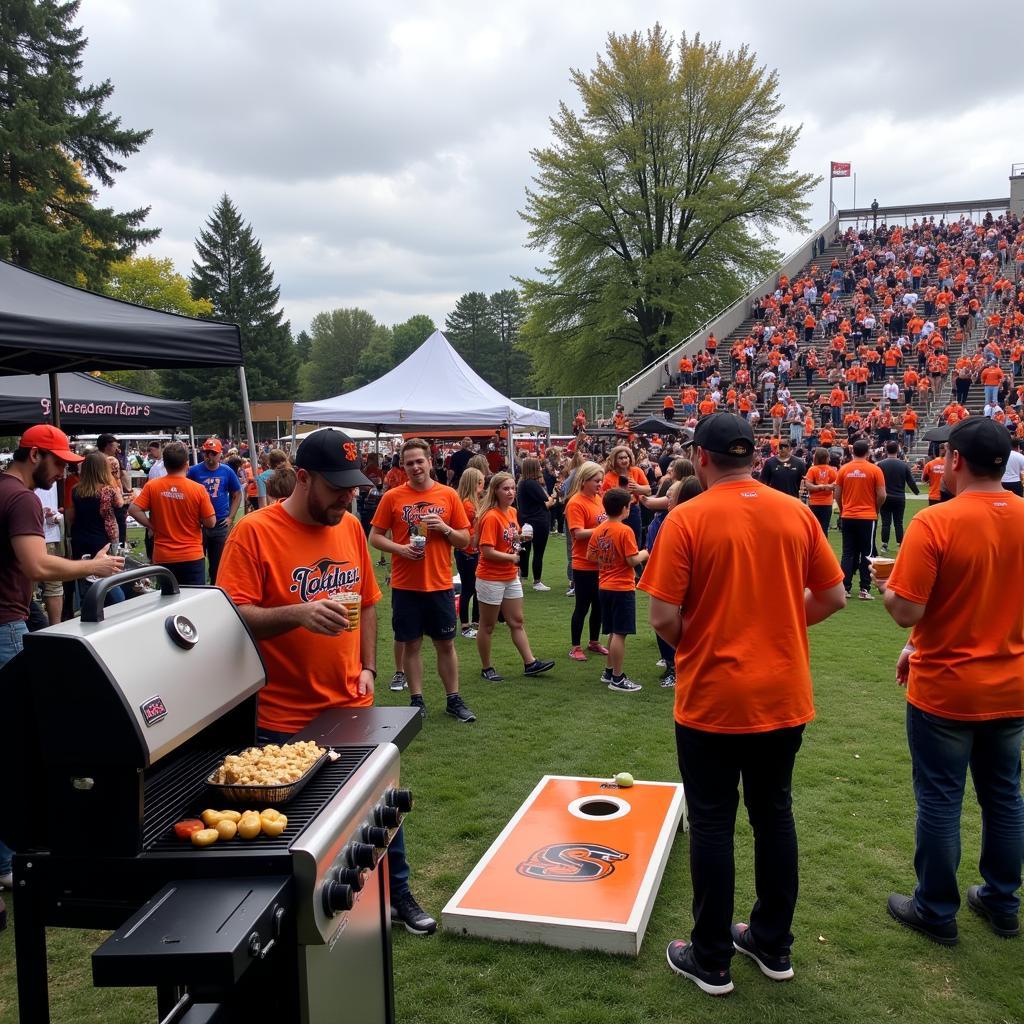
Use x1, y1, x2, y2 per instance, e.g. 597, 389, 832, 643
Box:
362, 667, 377, 679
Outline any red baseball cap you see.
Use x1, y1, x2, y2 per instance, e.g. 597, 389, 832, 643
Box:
201, 438, 223, 454
18, 424, 83, 463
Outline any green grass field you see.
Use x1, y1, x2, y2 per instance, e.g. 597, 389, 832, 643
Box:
1, 515, 1021, 1024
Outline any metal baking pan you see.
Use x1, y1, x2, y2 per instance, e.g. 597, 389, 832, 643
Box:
206, 748, 332, 805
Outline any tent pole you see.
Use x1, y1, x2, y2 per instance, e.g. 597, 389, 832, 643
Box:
238, 367, 257, 462
189, 426, 198, 465
49, 373, 61, 429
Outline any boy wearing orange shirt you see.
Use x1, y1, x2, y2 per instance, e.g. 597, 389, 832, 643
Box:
881, 417, 1024, 945
587, 488, 648, 693
641, 414, 845, 996
835, 439, 886, 599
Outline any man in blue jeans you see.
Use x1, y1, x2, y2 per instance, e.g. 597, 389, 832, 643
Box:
881, 417, 1024, 944
0, 425, 124, 890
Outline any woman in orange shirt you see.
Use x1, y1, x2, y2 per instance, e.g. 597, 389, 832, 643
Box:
474, 473, 554, 682
601, 446, 651, 547
804, 447, 838, 535
455, 468, 484, 639
566, 462, 608, 662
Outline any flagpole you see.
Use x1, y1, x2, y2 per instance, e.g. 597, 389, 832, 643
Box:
829, 162, 833, 219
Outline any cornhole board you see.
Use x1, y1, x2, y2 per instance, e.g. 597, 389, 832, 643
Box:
442, 775, 686, 956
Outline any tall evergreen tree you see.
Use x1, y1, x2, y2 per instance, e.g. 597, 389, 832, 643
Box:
162, 196, 299, 433
0, 0, 156, 287
295, 329, 313, 364
488, 289, 532, 395
445, 292, 498, 381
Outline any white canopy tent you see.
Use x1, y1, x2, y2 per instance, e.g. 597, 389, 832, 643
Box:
293, 330, 550, 470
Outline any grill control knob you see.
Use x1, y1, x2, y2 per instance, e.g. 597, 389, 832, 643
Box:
322, 881, 354, 916
386, 788, 414, 813
332, 866, 365, 892
361, 825, 390, 849
347, 842, 376, 870
375, 804, 402, 828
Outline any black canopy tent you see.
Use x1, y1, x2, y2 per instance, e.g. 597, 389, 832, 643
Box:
0, 372, 191, 432
0, 259, 255, 446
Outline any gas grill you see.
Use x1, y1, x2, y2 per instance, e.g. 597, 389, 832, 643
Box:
0, 568, 419, 1024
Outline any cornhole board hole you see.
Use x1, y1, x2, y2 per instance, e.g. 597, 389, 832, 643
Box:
442, 775, 686, 956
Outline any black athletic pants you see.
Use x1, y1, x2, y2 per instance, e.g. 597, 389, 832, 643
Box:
879, 498, 906, 546
518, 519, 550, 583
840, 518, 875, 593
454, 550, 479, 626
570, 569, 601, 646
810, 504, 831, 535
676, 723, 804, 971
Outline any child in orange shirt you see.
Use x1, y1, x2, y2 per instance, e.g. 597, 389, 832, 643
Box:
587, 489, 648, 692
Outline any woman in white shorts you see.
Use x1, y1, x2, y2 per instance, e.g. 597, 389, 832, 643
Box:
474, 472, 555, 682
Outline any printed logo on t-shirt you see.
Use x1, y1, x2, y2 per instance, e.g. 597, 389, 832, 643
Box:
290, 557, 361, 602
401, 501, 448, 527
161, 485, 185, 501
594, 533, 616, 569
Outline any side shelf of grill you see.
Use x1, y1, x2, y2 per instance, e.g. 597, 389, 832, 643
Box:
92, 876, 293, 990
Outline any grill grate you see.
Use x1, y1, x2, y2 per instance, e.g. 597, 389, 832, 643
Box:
144, 745, 374, 856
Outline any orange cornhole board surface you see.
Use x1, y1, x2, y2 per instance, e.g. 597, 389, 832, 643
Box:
442, 775, 685, 956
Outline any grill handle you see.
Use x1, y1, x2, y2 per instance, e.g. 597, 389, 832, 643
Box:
81, 567, 180, 623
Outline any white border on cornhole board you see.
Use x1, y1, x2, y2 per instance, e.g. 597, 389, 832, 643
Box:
441, 775, 686, 957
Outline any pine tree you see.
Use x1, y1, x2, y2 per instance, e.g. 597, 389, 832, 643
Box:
445, 292, 498, 382
488, 289, 533, 396
0, 0, 157, 287
162, 195, 299, 433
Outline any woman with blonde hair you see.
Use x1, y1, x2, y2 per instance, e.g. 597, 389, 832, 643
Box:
456, 467, 485, 638
69, 451, 125, 605
565, 461, 608, 661
474, 473, 555, 681
602, 445, 651, 546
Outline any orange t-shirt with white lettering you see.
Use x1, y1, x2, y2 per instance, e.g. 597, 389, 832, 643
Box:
805, 464, 838, 506
475, 505, 519, 582
923, 458, 945, 500
133, 475, 214, 564
565, 492, 607, 571
586, 519, 638, 591
836, 459, 885, 519
371, 481, 469, 592
886, 492, 1024, 720
639, 480, 842, 733
217, 503, 383, 732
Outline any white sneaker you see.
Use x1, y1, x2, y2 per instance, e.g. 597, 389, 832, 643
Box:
532, 581, 551, 592
655, 658, 667, 668
461, 626, 478, 639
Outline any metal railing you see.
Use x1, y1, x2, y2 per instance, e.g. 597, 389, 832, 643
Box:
511, 394, 618, 435
617, 213, 840, 413
837, 197, 1010, 227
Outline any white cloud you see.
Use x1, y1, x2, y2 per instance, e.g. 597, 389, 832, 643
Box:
79, 0, 1024, 342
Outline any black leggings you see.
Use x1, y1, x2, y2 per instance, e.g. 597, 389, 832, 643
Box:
518, 521, 550, 582
570, 569, 601, 645
454, 550, 479, 626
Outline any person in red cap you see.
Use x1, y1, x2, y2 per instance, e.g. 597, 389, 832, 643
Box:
0, 425, 125, 890
186, 437, 242, 583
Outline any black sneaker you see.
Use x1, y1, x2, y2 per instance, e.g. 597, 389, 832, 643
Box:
391, 892, 437, 936
445, 694, 477, 723
731, 922, 794, 980
389, 670, 408, 692
886, 893, 959, 946
481, 666, 504, 682
410, 693, 426, 719
660, 671, 676, 689
524, 659, 555, 677
599, 667, 613, 684
608, 674, 642, 693
966, 884, 1020, 938
665, 940, 733, 996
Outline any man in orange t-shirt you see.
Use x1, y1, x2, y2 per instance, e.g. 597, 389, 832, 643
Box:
835, 439, 886, 599
922, 447, 946, 504
370, 438, 474, 722
641, 413, 844, 994
129, 442, 215, 586
880, 417, 1024, 944
217, 427, 439, 938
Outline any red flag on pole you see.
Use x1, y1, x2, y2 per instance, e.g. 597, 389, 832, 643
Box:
831, 161, 851, 178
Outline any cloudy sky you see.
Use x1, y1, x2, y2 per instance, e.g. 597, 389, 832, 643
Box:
81, 0, 1023, 338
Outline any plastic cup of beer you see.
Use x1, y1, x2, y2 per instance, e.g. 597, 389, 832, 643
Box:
869, 557, 895, 581
337, 591, 361, 632
411, 534, 427, 552
520, 523, 534, 542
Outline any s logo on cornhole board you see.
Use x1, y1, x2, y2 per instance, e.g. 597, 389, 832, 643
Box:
516, 843, 628, 881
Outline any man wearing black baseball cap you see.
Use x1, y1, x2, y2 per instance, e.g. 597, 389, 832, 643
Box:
880, 415, 1024, 945
641, 413, 846, 995
218, 428, 439, 937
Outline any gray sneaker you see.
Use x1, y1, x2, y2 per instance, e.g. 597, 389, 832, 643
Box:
389, 670, 408, 692
599, 667, 613, 684
608, 675, 642, 693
